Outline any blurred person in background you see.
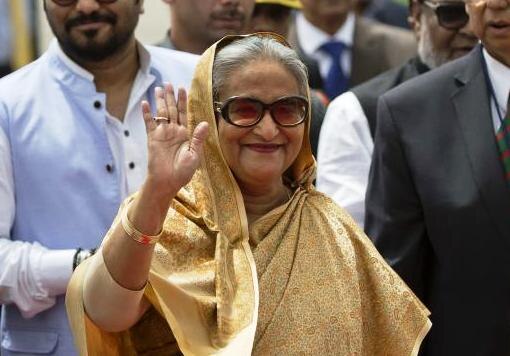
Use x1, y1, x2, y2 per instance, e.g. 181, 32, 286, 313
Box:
248, 0, 300, 36
0, 0, 35, 78
288, 0, 416, 101
246, 0, 327, 157
317, 0, 476, 226
0, 0, 12, 77
158, 0, 255, 54
0, 0, 197, 354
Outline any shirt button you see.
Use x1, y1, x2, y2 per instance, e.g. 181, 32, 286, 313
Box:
124, 130, 130, 137
105, 164, 113, 173
129, 162, 135, 169
94, 101, 102, 109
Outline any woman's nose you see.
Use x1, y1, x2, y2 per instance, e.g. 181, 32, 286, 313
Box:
253, 110, 279, 140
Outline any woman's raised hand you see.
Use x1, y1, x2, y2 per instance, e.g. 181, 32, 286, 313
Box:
141, 84, 209, 198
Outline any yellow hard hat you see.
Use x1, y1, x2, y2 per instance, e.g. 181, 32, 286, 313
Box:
255, 0, 302, 9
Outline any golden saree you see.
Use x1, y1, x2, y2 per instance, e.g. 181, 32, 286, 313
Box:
66, 33, 431, 355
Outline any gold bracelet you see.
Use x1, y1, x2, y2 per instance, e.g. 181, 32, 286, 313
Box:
121, 205, 163, 245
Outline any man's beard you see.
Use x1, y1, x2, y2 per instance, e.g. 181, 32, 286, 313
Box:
59, 29, 133, 62
52, 11, 136, 62
417, 16, 450, 69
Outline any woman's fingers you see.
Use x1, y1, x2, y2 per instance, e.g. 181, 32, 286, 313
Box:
152, 84, 187, 127
164, 84, 179, 124
177, 88, 187, 127
189, 122, 209, 157
142, 101, 156, 132
156, 87, 169, 119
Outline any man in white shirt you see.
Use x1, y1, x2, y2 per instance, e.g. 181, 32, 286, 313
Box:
157, 0, 255, 54
364, 0, 510, 353
0, 0, 197, 354
317, 0, 477, 226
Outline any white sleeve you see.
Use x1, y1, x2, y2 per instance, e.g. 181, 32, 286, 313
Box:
0, 126, 75, 318
316, 92, 374, 228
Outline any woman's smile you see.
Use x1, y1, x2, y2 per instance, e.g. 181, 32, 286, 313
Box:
243, 142, 284, 153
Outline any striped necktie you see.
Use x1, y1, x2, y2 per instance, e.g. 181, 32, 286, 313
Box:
496, 93, 510, 185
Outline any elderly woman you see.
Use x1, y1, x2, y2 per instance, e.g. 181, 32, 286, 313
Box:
66, 33, 430, 355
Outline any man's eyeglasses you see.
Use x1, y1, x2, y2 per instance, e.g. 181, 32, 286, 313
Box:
422, 0, 469, 30
214, 96, 308, 128
51, 0, 117, 6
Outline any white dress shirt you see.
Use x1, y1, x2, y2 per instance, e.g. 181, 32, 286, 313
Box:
316, 92, 373, 228
295, 12, 355, 80
0, 41, 194, 318
484, 48, 510, 131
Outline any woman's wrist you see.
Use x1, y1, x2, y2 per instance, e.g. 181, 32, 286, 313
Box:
128, 181, 177, 237
143, 175, 180, 203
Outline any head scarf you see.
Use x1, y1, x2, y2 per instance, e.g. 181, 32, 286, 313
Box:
67, 33, 430, 355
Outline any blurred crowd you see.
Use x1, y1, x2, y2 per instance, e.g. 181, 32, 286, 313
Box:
1, 0, 510, 355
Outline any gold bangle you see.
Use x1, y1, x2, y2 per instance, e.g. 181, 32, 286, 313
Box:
121, 205, 163, 245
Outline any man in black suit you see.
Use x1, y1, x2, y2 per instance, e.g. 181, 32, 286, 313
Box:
365, 0, 510, 353
316, 0, 477, 226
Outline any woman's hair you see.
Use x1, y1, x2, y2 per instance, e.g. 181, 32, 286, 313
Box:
212, 36, 309, 100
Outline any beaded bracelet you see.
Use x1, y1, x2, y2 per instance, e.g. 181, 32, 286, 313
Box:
121, 205, 163, 245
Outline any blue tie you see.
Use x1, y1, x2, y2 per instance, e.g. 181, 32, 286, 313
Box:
320, 41, 348, 100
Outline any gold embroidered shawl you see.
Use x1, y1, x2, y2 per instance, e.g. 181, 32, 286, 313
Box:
66, 33, 431, 355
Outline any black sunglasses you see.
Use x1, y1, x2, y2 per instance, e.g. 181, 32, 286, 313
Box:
51, 0, 117, 6
422, 0, 469, 30
214, 96, 308, 128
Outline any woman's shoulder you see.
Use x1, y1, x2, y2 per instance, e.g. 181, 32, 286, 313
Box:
304, 190, 362, 232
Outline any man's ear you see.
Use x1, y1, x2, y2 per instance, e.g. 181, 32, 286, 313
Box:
408, 1, 423, 39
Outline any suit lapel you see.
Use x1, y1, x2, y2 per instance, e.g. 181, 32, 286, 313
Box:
452, 46, 510, 241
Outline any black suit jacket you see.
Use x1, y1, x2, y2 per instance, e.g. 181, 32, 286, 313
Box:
351, 56, 429, 137
365, 45, 510, 355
